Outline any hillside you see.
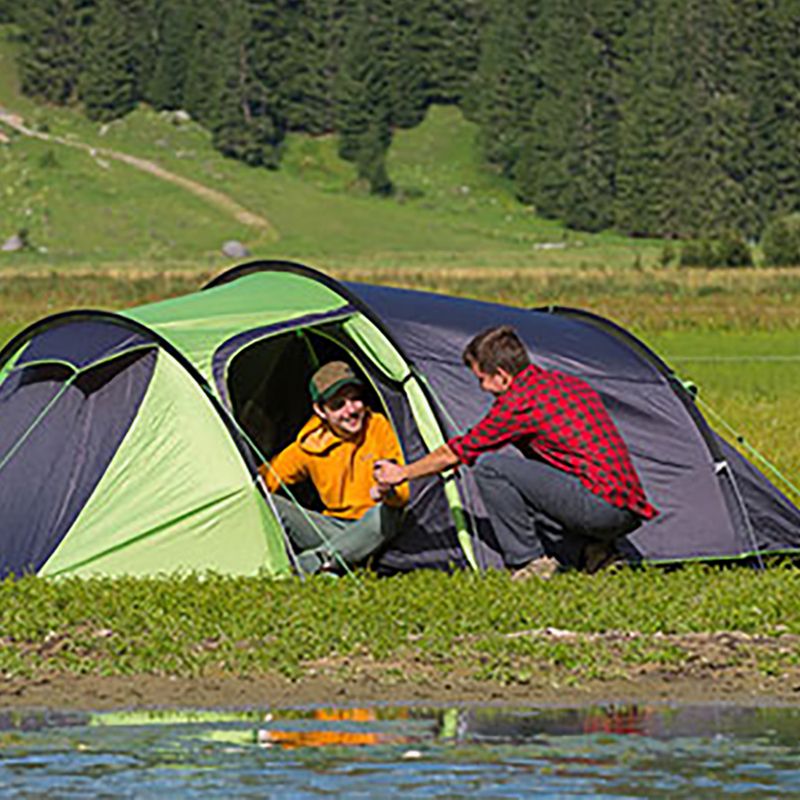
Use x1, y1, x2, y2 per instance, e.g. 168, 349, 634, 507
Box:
0, 25, 662, 273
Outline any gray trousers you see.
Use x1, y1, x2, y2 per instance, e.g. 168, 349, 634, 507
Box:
271, 495, 403, 574
473, 453, 641, 569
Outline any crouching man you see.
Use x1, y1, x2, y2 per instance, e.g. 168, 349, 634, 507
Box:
259, 361, 408, 574
374, 326, 658, 577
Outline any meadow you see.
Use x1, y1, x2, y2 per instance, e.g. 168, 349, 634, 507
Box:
1, 22, 799, 703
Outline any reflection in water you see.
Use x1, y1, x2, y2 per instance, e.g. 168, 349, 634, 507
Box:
1, 704, 799, 798
257, 707, 410, 749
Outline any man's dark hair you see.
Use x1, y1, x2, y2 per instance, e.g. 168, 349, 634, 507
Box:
462, 325, 531, 375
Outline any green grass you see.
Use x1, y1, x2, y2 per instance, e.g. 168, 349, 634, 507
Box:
1, 137, 255, 262
0, 566, 797, 682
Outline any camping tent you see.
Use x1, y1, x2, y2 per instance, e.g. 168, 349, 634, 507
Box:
0, 260, 798, 578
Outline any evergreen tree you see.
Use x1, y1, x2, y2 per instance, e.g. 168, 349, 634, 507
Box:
279, 0, 333, 133
146, 0, 196, 110
0, 0, 15, 22
613, 0, 671, 236
209, 0, 285, 168
742, 0, 800, 234
80, 0, 137, 121
614, 0, 751, 238
120, 0, 159, 101
560, 0, 629, 232
642, 0, 749, 238
320, 0, 358, 132
514, 0, 574, 219
183, 0, 227, 127
471, 0, 541, 177
335, 0, 393, 194
427, 0, 483, 106
17, 0, 91, 105
386, 0, 429, 128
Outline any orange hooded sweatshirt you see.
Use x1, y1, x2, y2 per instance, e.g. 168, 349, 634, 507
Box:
260, 411, 409, 520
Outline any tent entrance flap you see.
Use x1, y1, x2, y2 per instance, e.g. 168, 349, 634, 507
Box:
225, 324, 385, 467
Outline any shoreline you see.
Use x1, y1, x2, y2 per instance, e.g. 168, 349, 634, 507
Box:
3, 663, 799, 712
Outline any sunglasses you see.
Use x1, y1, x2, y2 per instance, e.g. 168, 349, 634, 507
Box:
323, 391, 362, 412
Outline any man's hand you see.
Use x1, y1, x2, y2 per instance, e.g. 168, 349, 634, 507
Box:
374, 459, 407, 487
369, 482, 394, 502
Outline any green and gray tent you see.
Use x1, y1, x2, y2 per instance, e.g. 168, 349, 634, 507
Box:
1, 260, 798, 578
0, 261, 492, 578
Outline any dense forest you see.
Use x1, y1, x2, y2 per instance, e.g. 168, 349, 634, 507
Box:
7, 0, 800, 240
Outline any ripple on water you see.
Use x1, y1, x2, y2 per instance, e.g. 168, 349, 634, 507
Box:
0, 704, 799, 798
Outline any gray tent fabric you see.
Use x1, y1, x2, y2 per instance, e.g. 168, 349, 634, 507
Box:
345, 280, 800, 563
0, 349, 156, 578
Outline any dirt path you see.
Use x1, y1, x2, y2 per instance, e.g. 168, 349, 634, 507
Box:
0, 107, 278, 238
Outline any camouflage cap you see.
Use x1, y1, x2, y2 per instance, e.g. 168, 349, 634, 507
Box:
309, 361, 363, 403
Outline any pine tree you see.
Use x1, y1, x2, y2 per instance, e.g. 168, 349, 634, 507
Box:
320, 0, 358, 132
742, 0, 800, 235
471, 0, 541, 177
183, 0, 227, 127
80, 0, 137, 121
146, 0, 196, 110
0, 0, 15, 22
514, 0, 574, 219
613, 0, 669, 236
560, 0, 628, 232
386, 0, 429, 129
279, 0, 333, 133
121, 0, 159, 101
17, 0, 91, 105
427, 0, 483, 106
209, 0, 285, 168
335, 0, 393, 194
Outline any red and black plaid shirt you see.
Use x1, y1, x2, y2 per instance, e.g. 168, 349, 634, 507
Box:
448, 364, 658, 520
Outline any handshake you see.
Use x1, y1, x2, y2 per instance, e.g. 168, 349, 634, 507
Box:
370, 459, 406, 502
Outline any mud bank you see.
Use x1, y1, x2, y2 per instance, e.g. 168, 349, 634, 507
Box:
3, 658, 799, 712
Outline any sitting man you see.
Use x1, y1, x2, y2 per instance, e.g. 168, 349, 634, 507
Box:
260, 360, 408, 574
374, 325, 658, 577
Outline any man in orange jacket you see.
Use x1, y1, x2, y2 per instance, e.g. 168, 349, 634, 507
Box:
259, 361, 408, 574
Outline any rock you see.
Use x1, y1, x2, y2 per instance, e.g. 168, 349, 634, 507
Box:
221, 240, 250, 259
1, 234, 25, 252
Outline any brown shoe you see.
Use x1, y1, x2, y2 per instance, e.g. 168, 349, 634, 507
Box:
511, 556, 560, 581
583, 541, 623, 574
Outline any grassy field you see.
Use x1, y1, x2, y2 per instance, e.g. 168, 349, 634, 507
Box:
1, 565, 799, 689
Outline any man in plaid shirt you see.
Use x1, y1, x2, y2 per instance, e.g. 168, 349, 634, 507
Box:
374, 326, 658, 575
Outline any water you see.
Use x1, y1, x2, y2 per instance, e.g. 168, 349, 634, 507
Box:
0, 704, 799, 798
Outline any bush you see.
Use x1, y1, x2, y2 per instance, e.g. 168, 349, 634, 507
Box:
716, 231, 753, 267
679, 240, 716, 267
761, 213, 800, 267
679, 233, 753, 268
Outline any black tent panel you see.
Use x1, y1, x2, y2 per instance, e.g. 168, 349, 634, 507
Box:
344, 280, 800, 562
0, 348, 156, 578
717, 436, 800, 555
18, 318, 153, 370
